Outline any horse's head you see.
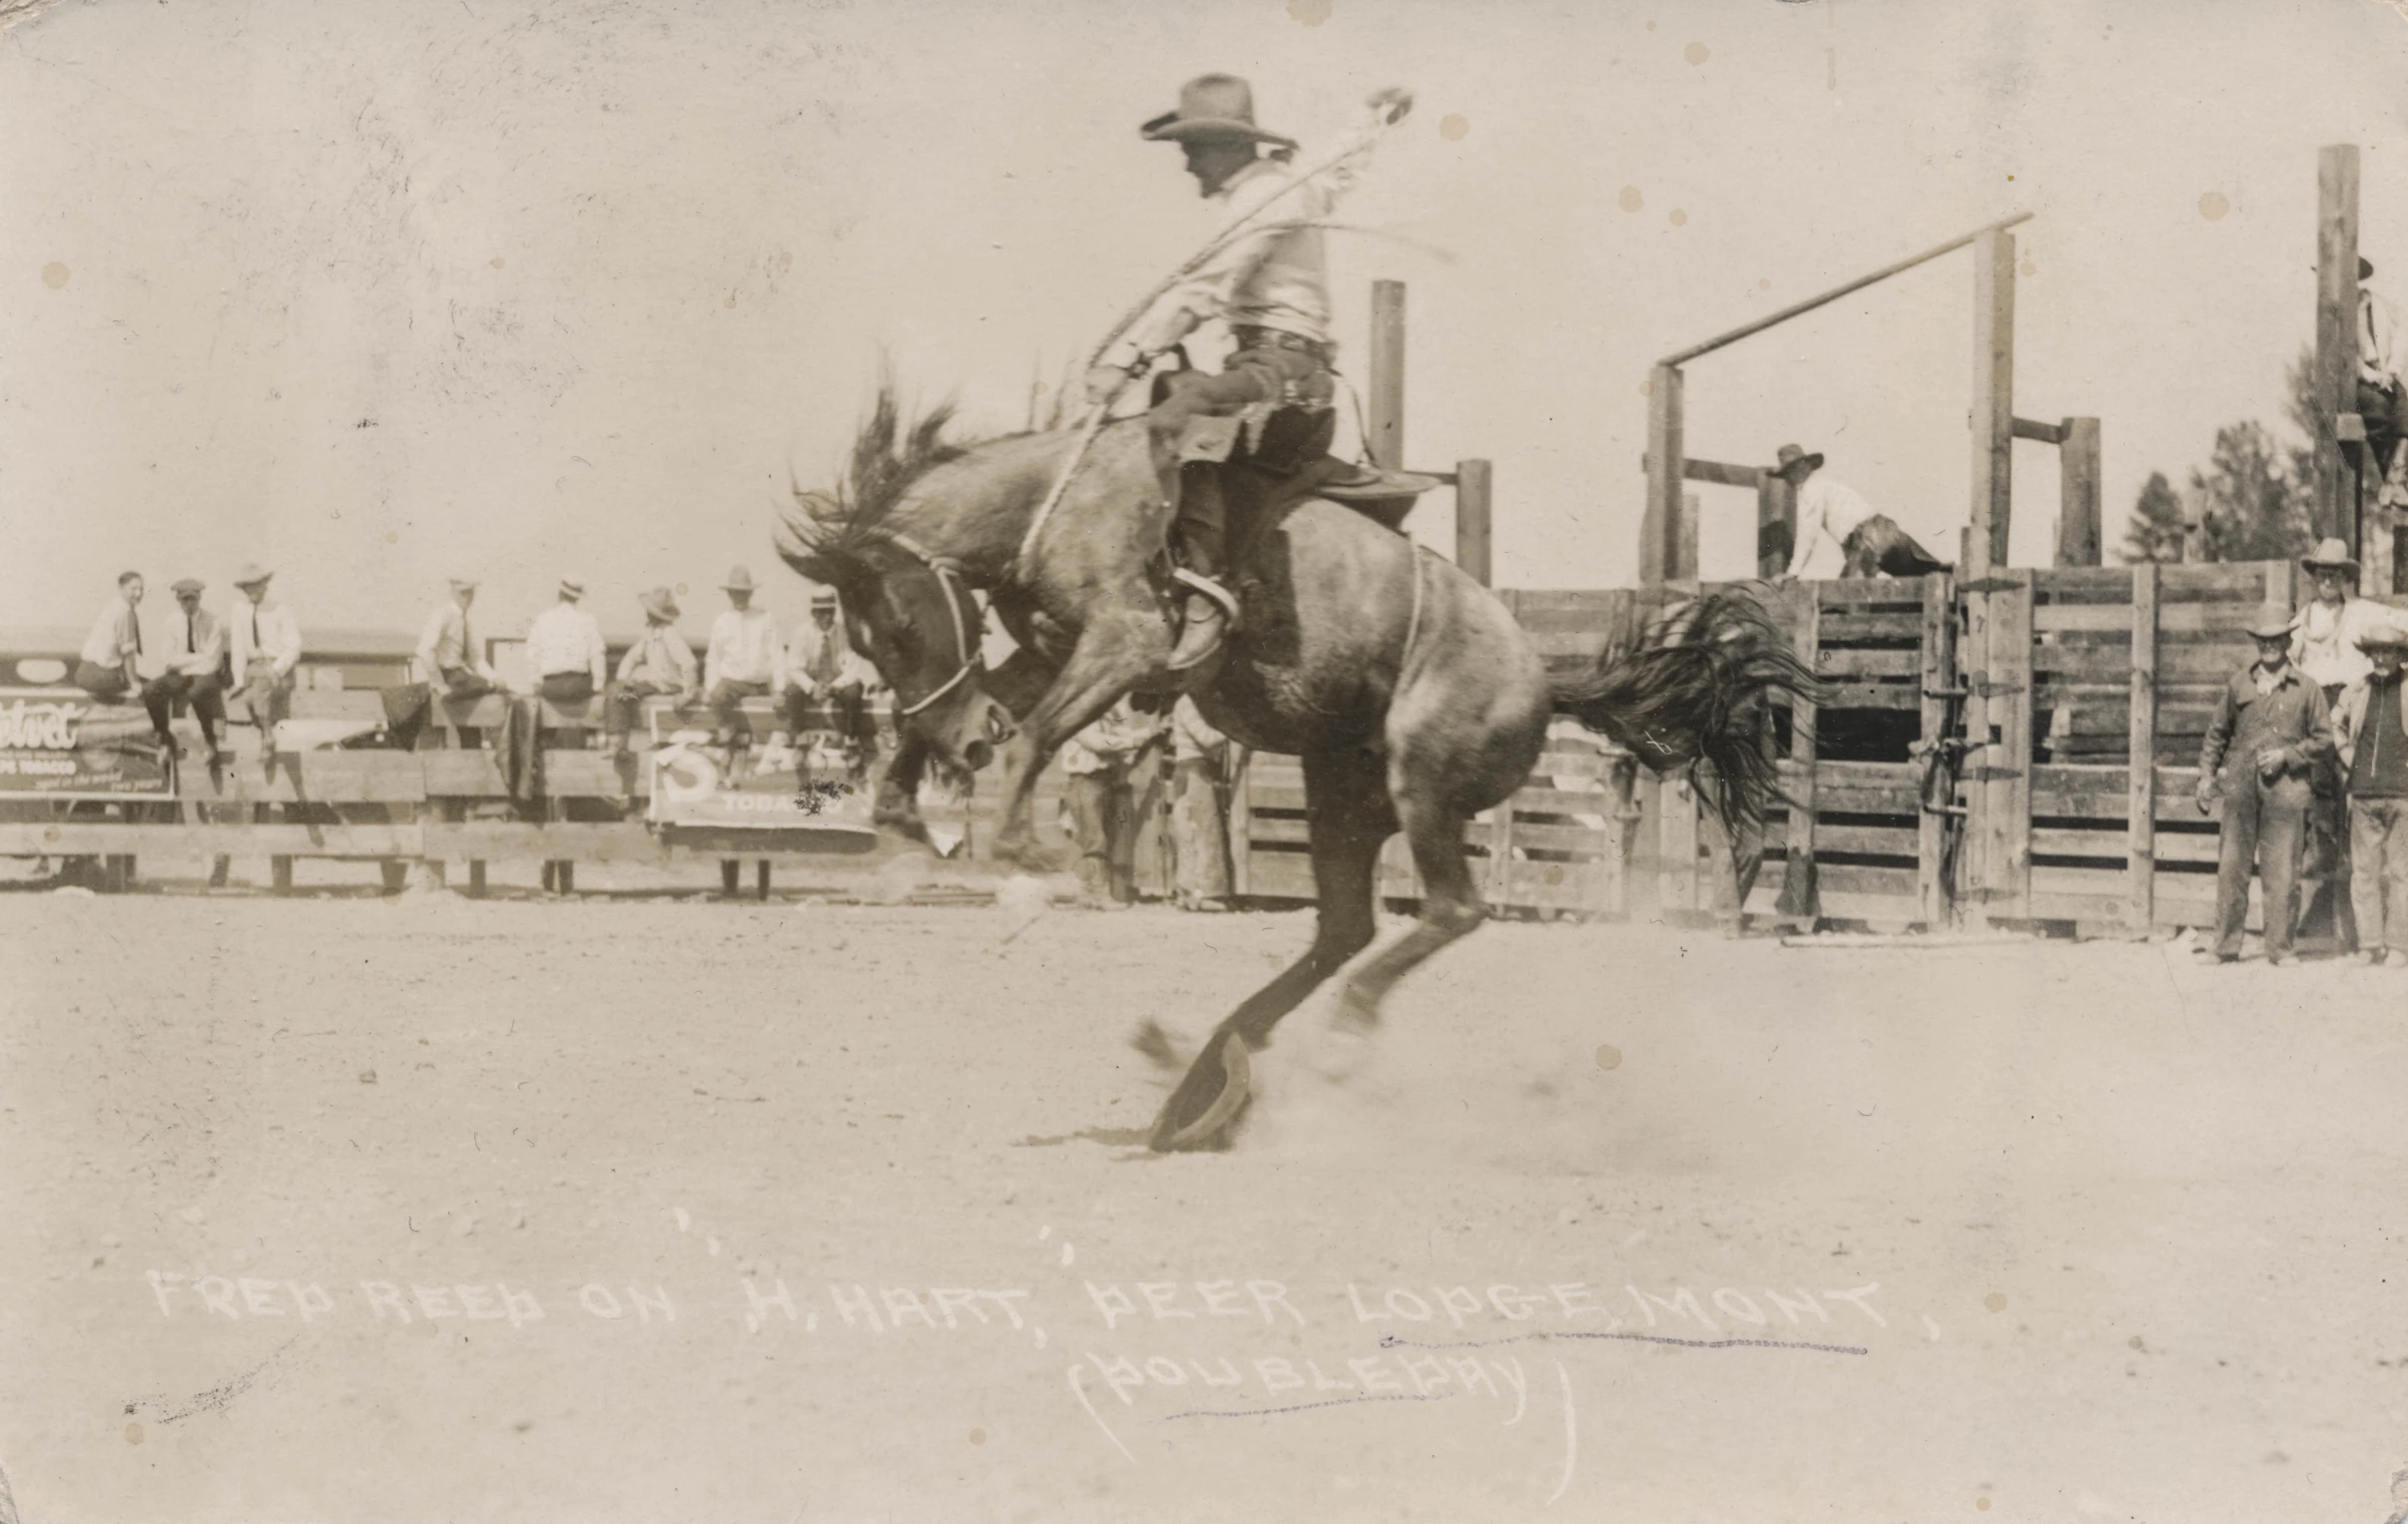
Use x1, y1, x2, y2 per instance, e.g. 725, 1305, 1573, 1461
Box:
777, 488, 1015, 773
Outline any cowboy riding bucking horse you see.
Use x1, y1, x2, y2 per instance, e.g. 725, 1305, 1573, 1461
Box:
1083, 73, 1413, 672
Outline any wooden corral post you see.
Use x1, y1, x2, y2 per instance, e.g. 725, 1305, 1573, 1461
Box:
2313, 144, 2362, 561
1774, 584, 1820, 923
1973, 569, 2035, 923
1455, 459, 1493, 585
1675, 491, 1701, 584
1916, 572, 1958, 926
1757, 470, 1796, 579
2056, 417, 2103, 567
1368, 278, 1407, 471
1969, 228, 2017, 575
1641, 362, 1685, 585
2125, 562, 2159, 933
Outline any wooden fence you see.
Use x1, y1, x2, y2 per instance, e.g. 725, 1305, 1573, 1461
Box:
1231, 563, 2408, 933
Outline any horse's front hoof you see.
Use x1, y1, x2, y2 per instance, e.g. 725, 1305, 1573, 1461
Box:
1148, 1030, 1253, 1152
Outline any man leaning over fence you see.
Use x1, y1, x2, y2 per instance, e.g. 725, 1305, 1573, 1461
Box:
2197, 603, 2334, 965
2329, 620, 2408, 966
229, 563, 301, 778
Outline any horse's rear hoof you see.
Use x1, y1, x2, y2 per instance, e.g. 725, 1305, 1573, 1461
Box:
1148, 1031, 1252, 1152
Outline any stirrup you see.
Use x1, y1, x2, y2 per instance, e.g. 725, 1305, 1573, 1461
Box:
1170, 567, 1241, 621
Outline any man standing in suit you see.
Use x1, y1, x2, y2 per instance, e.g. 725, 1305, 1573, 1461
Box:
2197, 604, 2334, 965
141, 578, 229, 762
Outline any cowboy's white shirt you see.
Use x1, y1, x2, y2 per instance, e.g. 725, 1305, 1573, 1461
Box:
1109, 154, 1357, 366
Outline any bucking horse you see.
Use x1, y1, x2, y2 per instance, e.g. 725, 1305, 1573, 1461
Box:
775, 385, 1813, 1151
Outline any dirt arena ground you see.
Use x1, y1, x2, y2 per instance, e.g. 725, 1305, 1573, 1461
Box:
5, 876, 2408, 1523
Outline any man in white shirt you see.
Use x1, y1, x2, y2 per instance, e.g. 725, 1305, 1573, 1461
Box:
229, 564, 302, 759
416, 576, 504, 699
1083, 75, 1410, 670
704, 565, 786, 758
140, 577, 229, 762
782, 588, 880, 780
2358, 256, 2404, 495
525, 576, 608, 705
75, 571, 145, 703
604, 586, 699, 757
1775, 444, 1951, 581
2290, 536, 2408, 953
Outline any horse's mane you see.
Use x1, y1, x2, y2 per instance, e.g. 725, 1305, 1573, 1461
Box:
777, 378, 1012, 578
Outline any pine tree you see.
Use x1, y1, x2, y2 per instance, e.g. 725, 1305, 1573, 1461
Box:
2119, 470, 2187, 564
2186, 420, 2313, 563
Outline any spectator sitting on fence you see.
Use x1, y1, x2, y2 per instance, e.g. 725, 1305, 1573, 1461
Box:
2360, 257, 2405, 502
229, 563, 301, 778
604, 586, 697, 761
704, 564, 786, 769
406, 575, 511, 749
1773, 443, 1952, 582
2329, 620, 2408, 966
75, 571, 145, 706
1061, 695, 1166, 910
2197, 602, 2335, 966
781, 588, 879, 784
140, 577, 229, 763
525, 575, 608, 712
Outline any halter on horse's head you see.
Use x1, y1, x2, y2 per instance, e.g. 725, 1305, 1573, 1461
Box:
775, 428, 1015, 774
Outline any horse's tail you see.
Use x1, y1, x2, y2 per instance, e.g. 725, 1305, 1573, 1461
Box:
1548, 586, 1819, 834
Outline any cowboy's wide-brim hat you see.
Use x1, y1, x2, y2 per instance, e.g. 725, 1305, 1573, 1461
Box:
1772, 443, 1824, 477
641, 587, 680, 621
233, 562, 273, 587
723, 565, 759, 592
2301, 536, 2361, 575
1141, 74, 1296, 149
2355, 623, 2408, 652
2242, 603, 2298, 639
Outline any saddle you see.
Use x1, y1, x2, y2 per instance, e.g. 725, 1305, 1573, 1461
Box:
1250, 454, 1445, 533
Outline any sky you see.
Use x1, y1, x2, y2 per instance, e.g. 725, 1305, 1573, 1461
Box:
4, 0, 2406, 641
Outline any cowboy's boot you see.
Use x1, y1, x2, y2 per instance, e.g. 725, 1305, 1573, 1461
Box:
1166, 463, 1237, 672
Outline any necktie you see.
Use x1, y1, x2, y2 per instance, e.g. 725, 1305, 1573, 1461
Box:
186, 616, 196, 654
460, 613, 473, 668
131, 606, 142, 656
250, 606, 261, 653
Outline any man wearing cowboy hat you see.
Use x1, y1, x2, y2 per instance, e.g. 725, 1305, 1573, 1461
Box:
2291, 536, 2391, 950
140, 577, 230, 762
2197, 602, 2335, 964
228, 563, 302, 765
2329, 617, 2408, 964
1773, 444, 1951, 582
704, 565, 786, 761
604, 586, 698, 758
2361, 256, 2405, 494
525, 575, 608, 708
1083, 74, 1412, 671
784, 587, 880, 782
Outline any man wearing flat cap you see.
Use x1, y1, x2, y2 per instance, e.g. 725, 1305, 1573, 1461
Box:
2329, 617, 2408, 964
526, 576, 608, 707
140, 577, 230, 762
2197, 603, 2334, 964
1774, 445, 1951, 581
604, 586, 698, 758
228, 564, 301, 767
1084, 74, 1412, 671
